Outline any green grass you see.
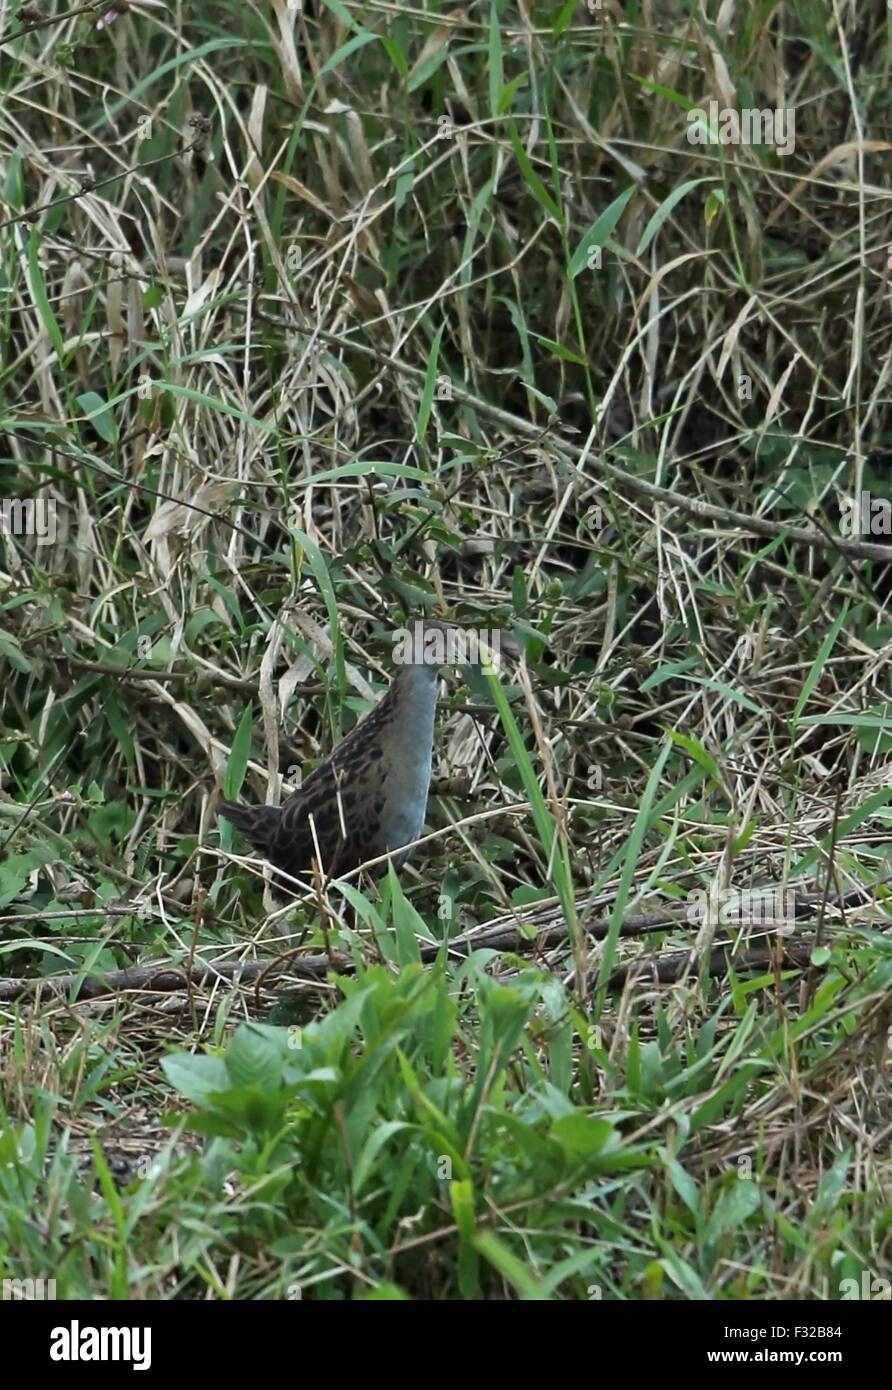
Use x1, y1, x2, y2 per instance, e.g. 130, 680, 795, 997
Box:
1, 0, 891, 1300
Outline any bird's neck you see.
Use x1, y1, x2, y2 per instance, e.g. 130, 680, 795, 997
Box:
393, 661, 439, 741
383, 662, 438, 845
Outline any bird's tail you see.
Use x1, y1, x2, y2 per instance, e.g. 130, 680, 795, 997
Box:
219, 800, 281, 855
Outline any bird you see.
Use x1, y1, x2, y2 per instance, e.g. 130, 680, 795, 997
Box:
219, 621, 444, 883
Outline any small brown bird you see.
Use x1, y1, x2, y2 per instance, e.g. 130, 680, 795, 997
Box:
219, 622, 443, 882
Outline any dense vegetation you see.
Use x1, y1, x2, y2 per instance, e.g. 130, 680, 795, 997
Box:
1, 0, 891, 1301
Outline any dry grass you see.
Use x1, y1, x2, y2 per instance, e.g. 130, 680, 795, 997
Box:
0, 0, 891, 1301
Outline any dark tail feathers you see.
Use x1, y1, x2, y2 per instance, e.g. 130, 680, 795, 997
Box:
219, 800, 281, 855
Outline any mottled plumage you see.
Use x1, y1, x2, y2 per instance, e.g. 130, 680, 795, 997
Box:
220, 625, 441, 881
